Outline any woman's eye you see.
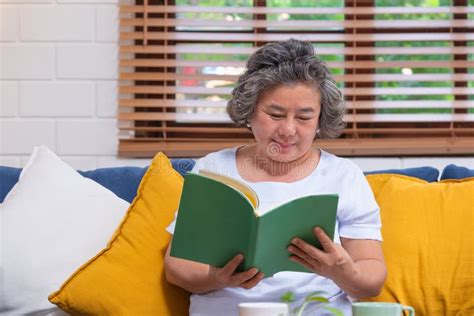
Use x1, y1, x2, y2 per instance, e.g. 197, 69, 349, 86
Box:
269, 114, 285, 119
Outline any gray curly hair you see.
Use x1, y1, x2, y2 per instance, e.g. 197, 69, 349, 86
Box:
227, 38, 345, 139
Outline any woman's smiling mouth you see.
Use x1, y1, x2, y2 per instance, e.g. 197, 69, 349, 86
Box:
273, 140, 296, 148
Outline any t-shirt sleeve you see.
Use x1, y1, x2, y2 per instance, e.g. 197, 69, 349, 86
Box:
165, 211, 178, 235
165, 159, 202, 235
337, 166, 382, 241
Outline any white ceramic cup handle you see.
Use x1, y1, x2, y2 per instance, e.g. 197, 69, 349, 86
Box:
402, 305, 415, 316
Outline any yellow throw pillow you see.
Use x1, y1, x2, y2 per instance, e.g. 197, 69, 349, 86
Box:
49, 152, 190, 315
365, 174, 474, 316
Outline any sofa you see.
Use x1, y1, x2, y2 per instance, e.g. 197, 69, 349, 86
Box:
0, 146, 473, 315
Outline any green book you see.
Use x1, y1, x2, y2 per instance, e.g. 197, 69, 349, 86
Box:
170, 170, 338, 277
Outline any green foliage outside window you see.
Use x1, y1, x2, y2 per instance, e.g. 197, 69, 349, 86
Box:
174, 0, 472, 114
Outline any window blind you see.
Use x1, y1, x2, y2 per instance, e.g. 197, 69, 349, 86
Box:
118, 1, 474, 157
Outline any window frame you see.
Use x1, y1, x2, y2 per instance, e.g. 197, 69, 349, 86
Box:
118, 0, 474, 157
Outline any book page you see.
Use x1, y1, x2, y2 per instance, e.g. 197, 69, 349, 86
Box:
199, 170, 259, 209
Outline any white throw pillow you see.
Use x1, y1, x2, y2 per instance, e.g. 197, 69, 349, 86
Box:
0, 146, 129, 315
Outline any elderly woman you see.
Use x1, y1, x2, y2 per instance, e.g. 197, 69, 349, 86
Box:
164, 39, 386, 315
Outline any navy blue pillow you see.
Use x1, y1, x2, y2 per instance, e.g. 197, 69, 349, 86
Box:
79, 167, 148, 203
0, 159, 196, 204
171, 158, 195, 175
364, 166, 439, 182
0, 166, 21, 203
440, 164, 474, 180
0, 165, 149, 204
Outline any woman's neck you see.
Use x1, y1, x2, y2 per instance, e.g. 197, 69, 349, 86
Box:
238, 145, 320, 181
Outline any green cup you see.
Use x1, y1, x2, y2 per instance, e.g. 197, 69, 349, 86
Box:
352, 302, 415, 316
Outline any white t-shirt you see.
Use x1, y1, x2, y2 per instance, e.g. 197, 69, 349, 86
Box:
167, 147, 381, 316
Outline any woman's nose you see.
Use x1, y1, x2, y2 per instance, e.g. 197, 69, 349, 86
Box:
279, 118, 296, 136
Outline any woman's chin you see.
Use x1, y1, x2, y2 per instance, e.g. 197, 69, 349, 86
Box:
267, 146, 316, 163
268, 150, 300, 163
259, 142, 308, 162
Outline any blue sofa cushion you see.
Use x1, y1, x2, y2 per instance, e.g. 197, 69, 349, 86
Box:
0, 166, 21, 203
364, 166, 439, 182
1, 161, 443, 201
171, 159, 196, 176
78, 167, 148, 204
440, 164, 474, 180
0, 159, 196, 204
1, 161, 437, 203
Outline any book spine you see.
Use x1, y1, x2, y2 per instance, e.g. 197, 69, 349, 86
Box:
245, 217, 259, 270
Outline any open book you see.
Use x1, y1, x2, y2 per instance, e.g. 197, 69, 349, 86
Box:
170, 170, 338, 277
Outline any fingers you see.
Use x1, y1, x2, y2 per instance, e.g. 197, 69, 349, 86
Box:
213, 254, 245, 287
239, 271, 265, 289
222, 253, 244, 275
288, 244, 322, 272
231, 267, 259, 286
313, 227, 335, 252
289, 232, 351, 279
216, 254, 263, 288
290, 237, 325, 263
288, 245, 316, 264
289, 254, 316, 272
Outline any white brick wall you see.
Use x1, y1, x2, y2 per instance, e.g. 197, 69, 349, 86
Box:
20, 6, 95, 41
0, 0, 52, 3
0, 7, 18, 42
96, 81, 118, 117
20, 82, 94, 117
0, 1, 472, 171
57, 119, 117, 155
57, 44, 118, 79
0, 120, 56, 154
0, 45, 54, 79
96, 6, 119, 42
0, 0, 150, 169
0, 82, 19, 117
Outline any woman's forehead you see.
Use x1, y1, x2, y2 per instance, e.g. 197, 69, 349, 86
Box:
262, 103, 318, 113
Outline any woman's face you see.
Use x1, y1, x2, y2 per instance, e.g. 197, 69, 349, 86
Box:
249, 83, 321, 162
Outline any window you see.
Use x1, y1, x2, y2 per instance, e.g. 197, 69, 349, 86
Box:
118, 0, 474, 157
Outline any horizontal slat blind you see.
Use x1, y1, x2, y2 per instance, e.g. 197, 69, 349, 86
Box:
118, 1, 474, 157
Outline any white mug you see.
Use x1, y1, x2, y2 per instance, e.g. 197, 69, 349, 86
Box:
238, 302, 289, 316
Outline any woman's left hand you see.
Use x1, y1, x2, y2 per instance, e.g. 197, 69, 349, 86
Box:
287, 227, 356, 283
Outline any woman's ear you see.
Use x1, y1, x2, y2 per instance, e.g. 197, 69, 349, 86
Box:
314, 128, 320, 139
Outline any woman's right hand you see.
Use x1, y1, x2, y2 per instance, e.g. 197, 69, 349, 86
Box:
209, 253, 265, 290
